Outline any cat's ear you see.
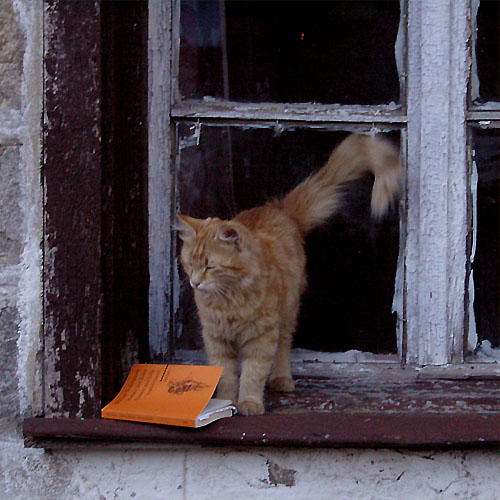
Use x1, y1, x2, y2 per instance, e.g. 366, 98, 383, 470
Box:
174, 214, 200, 241
216, 223, 241, 250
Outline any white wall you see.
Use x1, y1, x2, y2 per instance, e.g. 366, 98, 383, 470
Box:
2, 443, 500, 500
1, 2, 499, 499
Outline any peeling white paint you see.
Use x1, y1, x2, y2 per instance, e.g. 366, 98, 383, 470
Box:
468, 159, 479, 352
179, 121, 202, 149
474, 340, 500, 362
75, 372, 96, 417
291, 348, 398, 364
148, 0, 174, 358
172, 100, 406, 126
469, 0, 480, 102
405, 0, 469, 365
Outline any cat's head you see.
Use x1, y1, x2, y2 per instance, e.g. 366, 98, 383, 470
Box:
175, 214, 260, 298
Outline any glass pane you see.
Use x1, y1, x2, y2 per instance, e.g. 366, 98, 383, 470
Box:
174, 125, 400, 353
179, 0, 401, 105
471, 128, 499, 349
475, 0, 500, 103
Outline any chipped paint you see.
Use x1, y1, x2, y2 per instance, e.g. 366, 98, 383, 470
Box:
405, 0, 469, 364
171, 100, 406, 127
265, 460, 297, 488
148, 0, 174, 359
42, 0, 104, 417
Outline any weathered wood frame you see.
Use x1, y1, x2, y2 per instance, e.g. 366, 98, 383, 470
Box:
43, 1, 104, 418
149, 0, 491, 366
149, 0, 410, 361
42, 0, 149, 418
39, 0, 499, 427
405, 0, 470, 364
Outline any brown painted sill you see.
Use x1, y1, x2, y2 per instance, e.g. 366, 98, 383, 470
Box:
23, 364, 500, 449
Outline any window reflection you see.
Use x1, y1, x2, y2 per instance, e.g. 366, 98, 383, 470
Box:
475, 0, 500, 103
175, 125, 400, 353
179, 0, 401, 104
471, 128, 499, 349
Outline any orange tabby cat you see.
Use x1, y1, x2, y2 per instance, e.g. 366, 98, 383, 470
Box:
176, 134, 401, 415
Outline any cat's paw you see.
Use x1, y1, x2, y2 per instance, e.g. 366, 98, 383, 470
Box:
237, 400, 265, 416
268, 376, 295, 392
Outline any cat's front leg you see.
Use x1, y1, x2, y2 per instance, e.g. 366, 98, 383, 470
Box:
203, 333, 239, 403
268, 330, 295, 393
237, 330, 279, 415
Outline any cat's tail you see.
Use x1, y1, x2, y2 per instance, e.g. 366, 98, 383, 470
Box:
277, 134, 402, 235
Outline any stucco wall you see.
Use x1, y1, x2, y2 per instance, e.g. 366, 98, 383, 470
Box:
2, 444, 500, 500
0, 1, 499, 499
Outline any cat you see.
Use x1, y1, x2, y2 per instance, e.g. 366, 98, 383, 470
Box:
175, 133, 402, 415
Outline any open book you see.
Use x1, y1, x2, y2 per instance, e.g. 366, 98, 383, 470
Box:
101, 364, 236, 428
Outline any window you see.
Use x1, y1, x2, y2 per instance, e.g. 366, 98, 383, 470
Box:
27, 0, 499, 448
151, 0, 500, 367
150, 0, 406, 362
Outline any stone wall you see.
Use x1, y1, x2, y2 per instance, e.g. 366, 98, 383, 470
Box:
0, 0, 43, 430
0, 1, 499, 499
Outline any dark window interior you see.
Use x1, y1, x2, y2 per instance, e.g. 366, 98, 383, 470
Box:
179, 0, 401, 104
174, 125, 400, 355
100, 1, 149, 404
475, 0, 500, 103
472, 128, 499, 349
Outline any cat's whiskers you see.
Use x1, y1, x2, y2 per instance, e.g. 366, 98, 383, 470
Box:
213, 283, 233, 302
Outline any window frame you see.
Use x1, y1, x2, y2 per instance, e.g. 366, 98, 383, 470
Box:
150, 0, 493, 366
149, 0, 410, 361
41, 0, 149, 418
31, 0, 500, 448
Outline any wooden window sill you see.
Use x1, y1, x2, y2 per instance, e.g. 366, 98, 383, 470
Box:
23, 413, 499, 450
23, 365, 500, 450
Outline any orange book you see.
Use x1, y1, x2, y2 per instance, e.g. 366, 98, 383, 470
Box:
101, 364, 236, 428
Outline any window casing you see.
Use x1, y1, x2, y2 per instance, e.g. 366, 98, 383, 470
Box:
36, 0, 499, 430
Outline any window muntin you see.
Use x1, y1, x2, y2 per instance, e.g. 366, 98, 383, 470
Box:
178, 0, 401, 105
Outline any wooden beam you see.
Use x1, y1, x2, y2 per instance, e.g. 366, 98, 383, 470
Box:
43, 0, 104, 418
23, 412, 500, 449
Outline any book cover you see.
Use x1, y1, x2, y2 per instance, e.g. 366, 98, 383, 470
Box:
101, 364, 236, 428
